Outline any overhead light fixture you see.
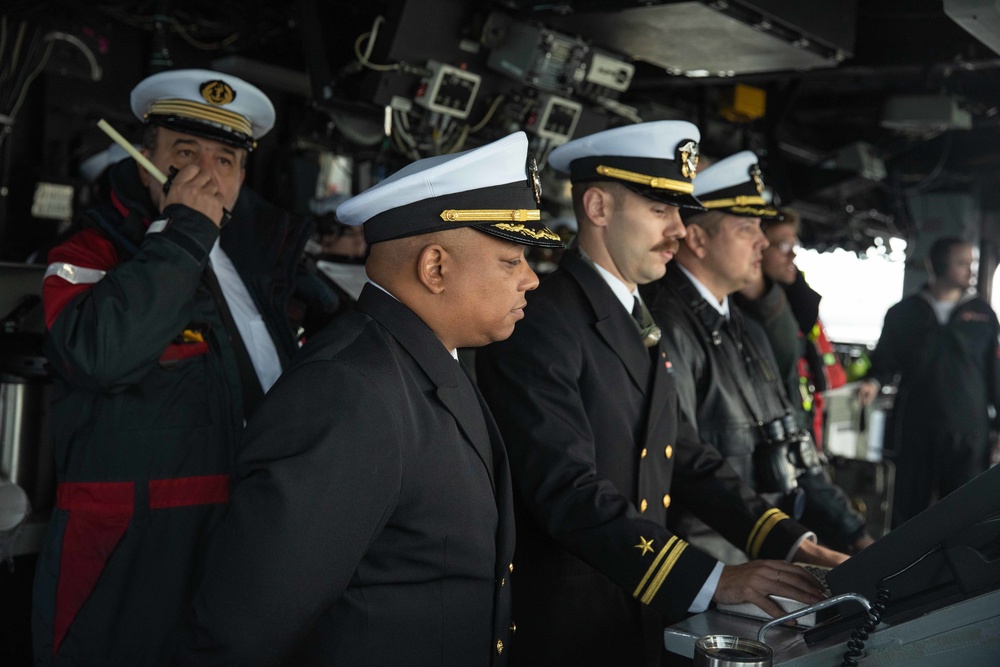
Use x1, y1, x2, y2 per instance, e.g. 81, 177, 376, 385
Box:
543, 0, 856, 78
944, 0, 1000, 56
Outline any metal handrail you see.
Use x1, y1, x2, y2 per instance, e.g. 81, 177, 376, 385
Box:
757, 593, 873, 644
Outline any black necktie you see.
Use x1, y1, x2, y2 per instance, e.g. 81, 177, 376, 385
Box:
631, 295, 662, 348
631, 295, 645, 326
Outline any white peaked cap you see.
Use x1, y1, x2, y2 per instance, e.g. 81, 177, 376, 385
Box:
547, 120, 699, 172
692, 151, 758, 196
131, 68, 275, 151
690, 150, 781, 220
337, 132, 562, 248
546, 120, 704, 208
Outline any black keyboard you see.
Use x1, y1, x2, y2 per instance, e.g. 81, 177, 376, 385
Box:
795, 563, 832, 595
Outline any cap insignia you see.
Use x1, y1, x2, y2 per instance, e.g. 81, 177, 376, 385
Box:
750, 163, 765, 195
200, 80, 237, 106
678, 140, 699, 180
528, 156, 542, 204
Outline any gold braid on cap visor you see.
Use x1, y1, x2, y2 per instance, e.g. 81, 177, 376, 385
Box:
491, 223, 562, 241
596, 165, 694, 194
146, 100, 254, 138
439, 209, 541, 222
699, 195, 768, 209
438, 209, 561, 242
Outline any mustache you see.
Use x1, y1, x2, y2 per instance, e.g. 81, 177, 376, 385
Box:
652, 238, 681, 254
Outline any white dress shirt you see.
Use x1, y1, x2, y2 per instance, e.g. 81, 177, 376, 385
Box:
209, 241, 283, 393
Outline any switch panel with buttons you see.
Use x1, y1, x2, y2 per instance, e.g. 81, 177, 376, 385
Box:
413, 60, 482, 119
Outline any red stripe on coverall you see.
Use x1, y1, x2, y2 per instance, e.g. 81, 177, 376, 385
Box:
52, 475, 229, 655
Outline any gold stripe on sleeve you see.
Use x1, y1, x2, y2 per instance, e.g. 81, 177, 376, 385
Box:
640, 540, 689, 605
633, 536, 677, 599
746, 508, 790, 559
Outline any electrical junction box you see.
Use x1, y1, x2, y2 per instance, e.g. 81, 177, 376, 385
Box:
525, 94, 583, 144
31, 182, 75, 220
484, 13, 589, 95
583, 52, 634, 93
881, 95, 972, 132
826, 142, 887, 182
413, 61, 482, 119
484, 12, 634, 102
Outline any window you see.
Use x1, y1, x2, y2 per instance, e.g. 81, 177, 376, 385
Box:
793, 239, 906, 346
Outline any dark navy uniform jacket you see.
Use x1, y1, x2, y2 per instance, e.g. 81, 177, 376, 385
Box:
476, 248, 808, 667
178, 284, 515, 666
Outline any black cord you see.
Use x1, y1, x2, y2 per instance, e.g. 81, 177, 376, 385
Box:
840, 579, 886, 666
840, 544, 943, 666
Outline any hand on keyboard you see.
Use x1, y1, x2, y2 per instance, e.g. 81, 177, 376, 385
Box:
713, 560, 827, 624
716, 563, 832, 626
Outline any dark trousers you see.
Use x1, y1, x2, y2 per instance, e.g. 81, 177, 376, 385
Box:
509, 567, 671, 667
888, 421, 990, 528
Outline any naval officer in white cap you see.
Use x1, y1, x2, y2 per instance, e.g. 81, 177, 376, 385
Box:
178, 132, 561, 666
35, 69, 316, 665
477, 123, 831, 666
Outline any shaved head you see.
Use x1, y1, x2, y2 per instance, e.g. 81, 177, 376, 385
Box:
366, 228, 474, 290
366, 226, 538, 350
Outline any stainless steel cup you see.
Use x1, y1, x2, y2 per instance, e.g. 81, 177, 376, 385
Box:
694, 635, 773, 667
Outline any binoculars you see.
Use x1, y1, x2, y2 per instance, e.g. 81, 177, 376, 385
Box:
754, 415, 825, 495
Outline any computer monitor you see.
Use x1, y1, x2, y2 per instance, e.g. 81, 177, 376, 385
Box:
825, 464, 1000, 621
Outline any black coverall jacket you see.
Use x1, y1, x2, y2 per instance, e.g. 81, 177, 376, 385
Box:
642, 263, 868, 557
35, 157, 309, 666
867, 289, 1000, 526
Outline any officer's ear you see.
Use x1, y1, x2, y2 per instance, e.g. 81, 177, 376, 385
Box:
683, 222, 711, 259
416, 243, 447, 294
581, 185, 614, 228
